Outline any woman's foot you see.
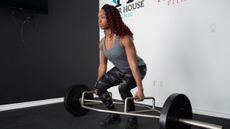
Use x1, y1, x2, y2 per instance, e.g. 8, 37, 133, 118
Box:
100, 114, 121, 126
124, 117, 138, 129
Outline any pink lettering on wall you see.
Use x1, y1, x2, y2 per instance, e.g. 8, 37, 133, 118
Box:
157, 0, 186, 6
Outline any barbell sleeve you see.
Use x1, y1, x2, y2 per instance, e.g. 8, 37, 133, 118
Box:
179, 118, 223, 129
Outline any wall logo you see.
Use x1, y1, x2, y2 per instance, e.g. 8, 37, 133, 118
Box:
112, 0, 145, 19
112, 0, 134, 7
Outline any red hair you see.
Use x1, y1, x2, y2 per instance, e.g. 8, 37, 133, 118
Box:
102, 4, 133, 38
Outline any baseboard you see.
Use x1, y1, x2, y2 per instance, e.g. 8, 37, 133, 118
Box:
155, 101, 230, 119
0, 97, 64, 112
193, 108, 230, 120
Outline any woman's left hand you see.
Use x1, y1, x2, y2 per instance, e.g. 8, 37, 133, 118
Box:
134, 89, 144, 101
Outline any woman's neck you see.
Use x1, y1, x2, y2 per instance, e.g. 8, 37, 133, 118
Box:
104, 29, 115, 39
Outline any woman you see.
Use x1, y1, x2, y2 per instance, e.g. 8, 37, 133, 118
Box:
95, 4, 147, 129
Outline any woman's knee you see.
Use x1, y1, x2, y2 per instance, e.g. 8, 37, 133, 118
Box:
94, 81, 105, 95
95, 80, 112, 96
118, 84, 132, 100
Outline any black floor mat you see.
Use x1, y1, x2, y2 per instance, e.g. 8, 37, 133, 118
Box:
0, 103, 229, 129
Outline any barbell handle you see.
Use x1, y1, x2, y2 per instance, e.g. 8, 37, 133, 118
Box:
179, 118, 223, 129
124, 97, 155, 112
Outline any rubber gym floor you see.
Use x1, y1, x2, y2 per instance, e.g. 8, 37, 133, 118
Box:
0, 103, 229, 129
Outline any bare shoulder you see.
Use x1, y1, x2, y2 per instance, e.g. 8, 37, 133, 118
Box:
120, 35, 134, 47
120, 35, 132, 42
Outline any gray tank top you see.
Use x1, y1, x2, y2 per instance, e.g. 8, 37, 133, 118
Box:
102, 35, 146, 72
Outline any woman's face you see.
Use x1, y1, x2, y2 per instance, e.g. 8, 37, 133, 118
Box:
98, 9, 108, 29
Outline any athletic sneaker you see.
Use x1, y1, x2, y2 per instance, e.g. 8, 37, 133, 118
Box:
124, 117, 138, 129
100, 114, 121, 126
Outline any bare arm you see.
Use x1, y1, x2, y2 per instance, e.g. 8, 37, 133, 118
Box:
97, 39, 107, 81
120, 36, 144, 101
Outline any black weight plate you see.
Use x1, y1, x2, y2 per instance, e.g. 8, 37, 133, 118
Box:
64, 84, 93, 116
160, 93, 192, 129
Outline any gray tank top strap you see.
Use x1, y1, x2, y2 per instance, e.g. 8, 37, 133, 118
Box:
102, 37, 106, 50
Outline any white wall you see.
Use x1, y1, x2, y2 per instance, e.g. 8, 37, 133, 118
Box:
99, 0, 230, 119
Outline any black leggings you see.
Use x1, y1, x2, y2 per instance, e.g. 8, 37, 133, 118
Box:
95, 65, 147, 111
